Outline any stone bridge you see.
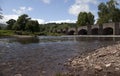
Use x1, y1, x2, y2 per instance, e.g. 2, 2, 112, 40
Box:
58, 22, 120, 35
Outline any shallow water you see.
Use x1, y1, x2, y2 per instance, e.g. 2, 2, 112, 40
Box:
0, 36, 119, 76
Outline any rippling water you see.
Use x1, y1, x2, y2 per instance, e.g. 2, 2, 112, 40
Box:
0, 36, 119, 76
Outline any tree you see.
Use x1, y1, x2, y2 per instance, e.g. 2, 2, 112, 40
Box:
112, 8, 120, 22
87, 12, 95, 25
77, 12, 94, 26
26, 20, 40, 33
97, 0, 120, 24
13, 14, 30, 31
6, 19, 16, 30
97, 3, 109, 24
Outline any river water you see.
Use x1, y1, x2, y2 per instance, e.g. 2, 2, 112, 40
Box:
0, 36, 120, 76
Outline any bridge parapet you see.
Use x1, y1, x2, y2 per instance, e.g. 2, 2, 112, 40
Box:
91, 24, 99, 29
103, 23, 115, 29
77, 26, 87, 31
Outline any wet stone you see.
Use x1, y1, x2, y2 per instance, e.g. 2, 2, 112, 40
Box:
94, 65, 103, 71
14, 74, 22, 76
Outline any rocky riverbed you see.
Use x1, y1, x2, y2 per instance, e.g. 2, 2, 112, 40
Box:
65, 43, 120, 76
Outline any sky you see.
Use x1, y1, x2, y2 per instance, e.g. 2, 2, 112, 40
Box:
0, 0, 120, 24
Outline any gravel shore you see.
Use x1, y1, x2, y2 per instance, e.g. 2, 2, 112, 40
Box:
65, 43, 120, 76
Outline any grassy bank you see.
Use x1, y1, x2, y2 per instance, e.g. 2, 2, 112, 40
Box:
0, 30, 62, 37
0, 30, 15, 36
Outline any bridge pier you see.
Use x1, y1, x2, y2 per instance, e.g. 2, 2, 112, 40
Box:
98, 24, 103, 35
114, 22, 119, 35
87, 25, 92, 35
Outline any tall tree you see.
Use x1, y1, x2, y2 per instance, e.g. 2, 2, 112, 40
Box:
97, 0, 120, 24
97, 3, 109, 24
13, 14, 30, 31
112, 8, 120, 22
6, 19, 16, 30
77, 12, 94, 26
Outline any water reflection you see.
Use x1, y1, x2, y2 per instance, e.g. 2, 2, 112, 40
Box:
1, 36, 120, 44
0, 37, 39, 44
14, 37, 40, 44
76, 37, 120, 41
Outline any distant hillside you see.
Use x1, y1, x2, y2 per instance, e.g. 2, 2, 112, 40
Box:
0, 23, 7, 26
0, 23, 7, 29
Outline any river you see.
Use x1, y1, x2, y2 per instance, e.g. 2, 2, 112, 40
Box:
0, 36, 119, 76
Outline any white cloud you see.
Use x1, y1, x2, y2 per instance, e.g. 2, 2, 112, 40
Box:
69, 0, 98, 16
28, 7, 33, 11
32, 18, 45, 24
41, 0, 50, 4
0, 14, 76, 24
12, 6, 33, 15
41, 0, 69, 4
47, 19, 76, 23
0, 14, 46, 24
32, 19, 76, 24
0, 14, 18, 24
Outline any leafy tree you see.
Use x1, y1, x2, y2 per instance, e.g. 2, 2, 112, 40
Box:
97, 0, 120, 24
77, 12, 94, 26
97, 3, 109, 24
6, 19, 16, 30
87, 12, 95, 25
26, 20, 40, 33
112, 8, 120, 22
107, 0, 120, 22
13, 14, 30, 31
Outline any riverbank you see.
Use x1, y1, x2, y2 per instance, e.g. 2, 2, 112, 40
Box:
64, 43, 120, 76
0, 30, 62, 37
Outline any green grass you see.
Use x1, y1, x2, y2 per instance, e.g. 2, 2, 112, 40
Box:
0, 30, 63, 36
0, 30, 15, 36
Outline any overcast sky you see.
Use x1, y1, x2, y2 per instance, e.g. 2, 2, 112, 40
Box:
0, 0, 120, 24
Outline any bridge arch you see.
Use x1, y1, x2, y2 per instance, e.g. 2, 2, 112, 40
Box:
103, 27, 113, 35
68, 30, 75, 35
63, 30, 66, 34
92, 28, 99, 35
78, 29, 87, 35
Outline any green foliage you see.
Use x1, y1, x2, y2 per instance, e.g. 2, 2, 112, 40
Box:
87, 12, 95, 25
13, 14, 30, 31
112, 8, 120, 22
77, 12, 94, 26
39, 23, 76, 35
12, 14, 40, 33
26, 20, 40, 33
6, 19, 16, 30
0, 30, 14, 36
97, 0, 120, 24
